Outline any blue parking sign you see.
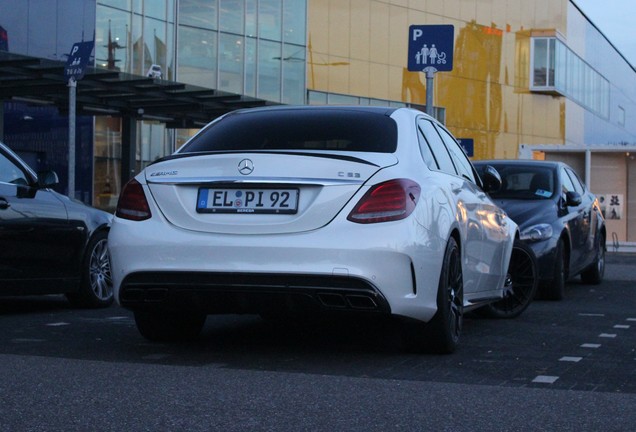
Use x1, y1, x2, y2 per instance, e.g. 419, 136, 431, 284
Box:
408, 25, 454, 72
64, 41, 95, 82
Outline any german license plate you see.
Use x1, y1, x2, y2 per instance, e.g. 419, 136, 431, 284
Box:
196, 188, 299, 214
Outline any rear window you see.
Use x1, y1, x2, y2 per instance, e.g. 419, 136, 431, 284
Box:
180, 109, 398, 153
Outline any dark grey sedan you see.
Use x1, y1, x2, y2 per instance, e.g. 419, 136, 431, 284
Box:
0, 141, 113, 307
475, 160, 606, 300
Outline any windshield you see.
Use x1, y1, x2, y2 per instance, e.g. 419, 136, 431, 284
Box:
179, 109, 398, 154
482, 165, 556, 200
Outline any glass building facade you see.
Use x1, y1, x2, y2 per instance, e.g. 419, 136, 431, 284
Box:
90, 0, 306, 210
2, 0, 636, 241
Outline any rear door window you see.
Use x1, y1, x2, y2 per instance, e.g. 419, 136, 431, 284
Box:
435, 125, 476, 183
417, 119, 457, 175
416, 125, 439, 170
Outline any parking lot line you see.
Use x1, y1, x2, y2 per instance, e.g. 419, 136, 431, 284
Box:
533, 375, 559, 384
559, 356, 583, 362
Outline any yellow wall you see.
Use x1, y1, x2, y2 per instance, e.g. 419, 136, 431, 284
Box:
307, 0, 568, 159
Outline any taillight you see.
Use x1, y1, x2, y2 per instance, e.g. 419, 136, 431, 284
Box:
115, 179, 152, 221
347, 179, 421, 224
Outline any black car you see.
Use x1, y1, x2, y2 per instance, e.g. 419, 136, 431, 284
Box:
0, 141, 113, 307
474, 160, 606, 300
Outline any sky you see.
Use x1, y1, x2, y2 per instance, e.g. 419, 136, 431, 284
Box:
573, 0, 636, 67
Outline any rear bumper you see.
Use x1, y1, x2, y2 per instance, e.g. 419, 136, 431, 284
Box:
109, 213, 447, 322
119, 271, 391, 316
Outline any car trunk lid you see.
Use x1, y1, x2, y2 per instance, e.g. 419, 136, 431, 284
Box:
144, 151, 397, 234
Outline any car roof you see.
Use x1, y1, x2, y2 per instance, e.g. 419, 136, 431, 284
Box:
474, 159, 563, 169
229, 105, 399, 117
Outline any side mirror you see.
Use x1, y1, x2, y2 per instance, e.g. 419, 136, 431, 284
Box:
480, 165, 502, 193
37, 170, 59, 188
565, 191, 582, 207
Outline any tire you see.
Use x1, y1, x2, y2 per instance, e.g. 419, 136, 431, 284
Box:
403, 236, 463, 354
66, 230, 114, 308
478, 240, 538, 319
581, 233, 605, 285
540, 238, 567, 301
134, 310, 206, 342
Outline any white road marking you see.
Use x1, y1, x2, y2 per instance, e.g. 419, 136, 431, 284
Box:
46, 322, 70, 327
559, 356, 583, 362
581, 343, 601, 348
579, 313, 605, 317
533, 375, 559, 384
614, 324, 630, 329
599, 333, 617, 338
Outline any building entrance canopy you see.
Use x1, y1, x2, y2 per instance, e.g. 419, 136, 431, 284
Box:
0, 51, 275, 129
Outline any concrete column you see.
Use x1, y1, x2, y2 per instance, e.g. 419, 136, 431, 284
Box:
121, 116, 137, 186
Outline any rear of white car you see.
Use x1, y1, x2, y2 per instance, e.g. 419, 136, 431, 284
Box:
109, 106, 516, 353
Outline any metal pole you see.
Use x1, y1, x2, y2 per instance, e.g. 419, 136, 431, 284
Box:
585, 149, 591, 189
68, 77, 76, 199
424, 67, 436, 118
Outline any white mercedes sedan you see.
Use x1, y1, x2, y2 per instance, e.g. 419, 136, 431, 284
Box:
109, 106, 521, 353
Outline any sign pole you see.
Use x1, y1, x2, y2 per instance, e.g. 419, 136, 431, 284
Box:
68, 77, 76, 199
64, 40, 94, 201
424, 67, 436, 117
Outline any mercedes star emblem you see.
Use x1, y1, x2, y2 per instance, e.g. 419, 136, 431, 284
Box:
238, 158, 254, 175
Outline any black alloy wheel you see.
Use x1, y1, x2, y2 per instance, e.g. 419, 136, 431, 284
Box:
540, 238, 567, 301
66, 230, 114, 308
478, 240, 538, 319
581, 233, 605, 284
403, 236, 463, 354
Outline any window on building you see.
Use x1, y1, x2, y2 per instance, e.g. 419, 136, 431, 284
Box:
219, 33, 244, 94
282, 43, 306, 105
220, 0, 244, 33
619, 106, 626, 127
179, 0, 217, 30
530, 37, 609, 119
177, 26, 217, 88
532, 38, 555, 87
259, 0, 282, 41
257, 39, 282, 101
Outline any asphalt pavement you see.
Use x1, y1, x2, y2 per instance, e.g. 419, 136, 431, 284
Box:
0, 253, 635, 431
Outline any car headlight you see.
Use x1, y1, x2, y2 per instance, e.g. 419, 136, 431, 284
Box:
520, 223, 553, 242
